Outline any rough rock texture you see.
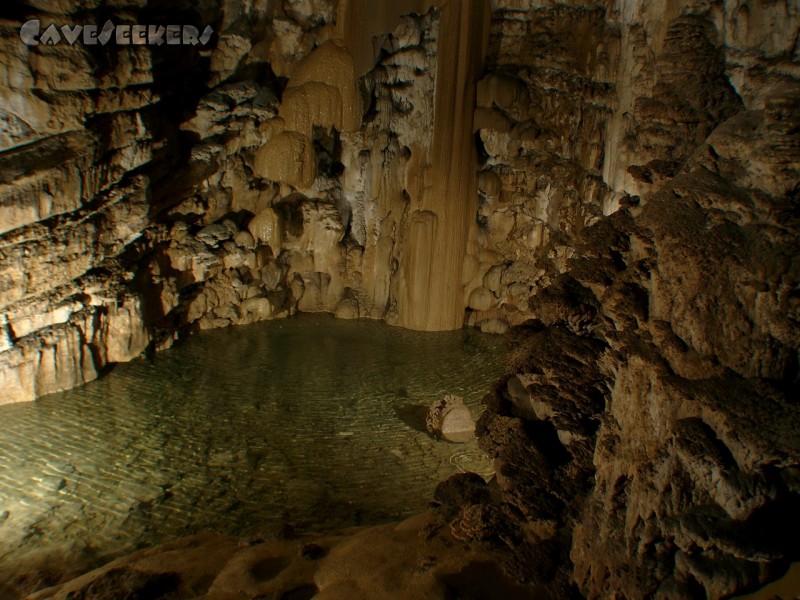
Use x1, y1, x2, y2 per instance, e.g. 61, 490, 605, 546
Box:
426, 394, 476, 443
27, 512, 549, 600
1, 0, 799, 598
0, 0, 207, 403
471, 2, 800, 598
0, 0, 501, 405
0, 0, 795, 394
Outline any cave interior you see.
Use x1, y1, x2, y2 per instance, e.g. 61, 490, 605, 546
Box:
0, 0, 799, 599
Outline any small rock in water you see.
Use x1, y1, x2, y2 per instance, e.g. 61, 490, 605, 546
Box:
426, 395, 475, 443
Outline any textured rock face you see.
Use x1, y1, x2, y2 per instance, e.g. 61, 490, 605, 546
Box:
1, 0, 799, 597
0, 0, 498, 403
26, 514, 544, 600
471, 2, 800, 598
426, 394, 476, 443
0, 0, 189, 403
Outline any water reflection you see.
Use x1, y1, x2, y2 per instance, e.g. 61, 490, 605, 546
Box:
0, 315, 502, 587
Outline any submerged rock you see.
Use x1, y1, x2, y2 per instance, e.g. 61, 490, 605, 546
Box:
426, 395, 476, 443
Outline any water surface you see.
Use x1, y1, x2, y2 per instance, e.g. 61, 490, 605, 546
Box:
0, 315, 503, 588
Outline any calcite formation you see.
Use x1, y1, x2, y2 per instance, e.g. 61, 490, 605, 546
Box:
469, 3, 800, 598
0, 0, 798, 597
393, 0, 490, 331
280, 40, 364, 135
26, 513, 541, 600
426, 394, 476, 443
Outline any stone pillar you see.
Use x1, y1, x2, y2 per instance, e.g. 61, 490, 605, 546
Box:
396, 0, 490, 331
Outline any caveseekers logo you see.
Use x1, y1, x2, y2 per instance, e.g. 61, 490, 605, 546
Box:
19, 19, 214, 46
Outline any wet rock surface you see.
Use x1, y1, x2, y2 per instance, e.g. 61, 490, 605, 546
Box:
426, 395, 476, 443
26, 513, 551, 600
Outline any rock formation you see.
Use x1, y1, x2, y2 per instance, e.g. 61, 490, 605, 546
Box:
0, 0, 496, 403
26, 514, 542, 600
0, 0, 798, 598
470, 2, 800, 598
426, 394, 476, 442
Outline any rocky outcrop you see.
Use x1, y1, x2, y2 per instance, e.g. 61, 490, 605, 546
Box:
0, 0, 211, 403
472, 2, 800, 594
0, 0, 502, 406
27, 512, 546, 600
1, 0, 799, 597
1, 0, 795, 395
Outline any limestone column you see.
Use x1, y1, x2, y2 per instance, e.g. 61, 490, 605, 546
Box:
396, 0, 490, 331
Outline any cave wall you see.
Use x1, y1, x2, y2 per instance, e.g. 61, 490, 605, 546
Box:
0, 0, 282, 403
0, 0, 799, 597
471, 1, 800, 598
0, 0, 495, 403
2, 1, 182, 403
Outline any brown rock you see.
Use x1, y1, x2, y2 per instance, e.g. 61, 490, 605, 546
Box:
426, 395, 476, 443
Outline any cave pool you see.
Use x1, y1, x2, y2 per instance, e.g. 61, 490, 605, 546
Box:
0, 314, 504, 588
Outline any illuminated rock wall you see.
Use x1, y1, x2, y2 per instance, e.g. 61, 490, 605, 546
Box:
394, 0, 489, 330
2, 2, 799, 599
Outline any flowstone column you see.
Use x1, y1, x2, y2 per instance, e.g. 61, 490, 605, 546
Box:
395, 0, 490, 331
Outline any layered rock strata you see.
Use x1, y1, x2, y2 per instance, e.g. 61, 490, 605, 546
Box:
0, 0, 502, 405
0, 0, 215, 403
0, 0, 799, 598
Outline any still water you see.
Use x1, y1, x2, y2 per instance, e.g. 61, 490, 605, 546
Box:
0, 315, 503, 588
